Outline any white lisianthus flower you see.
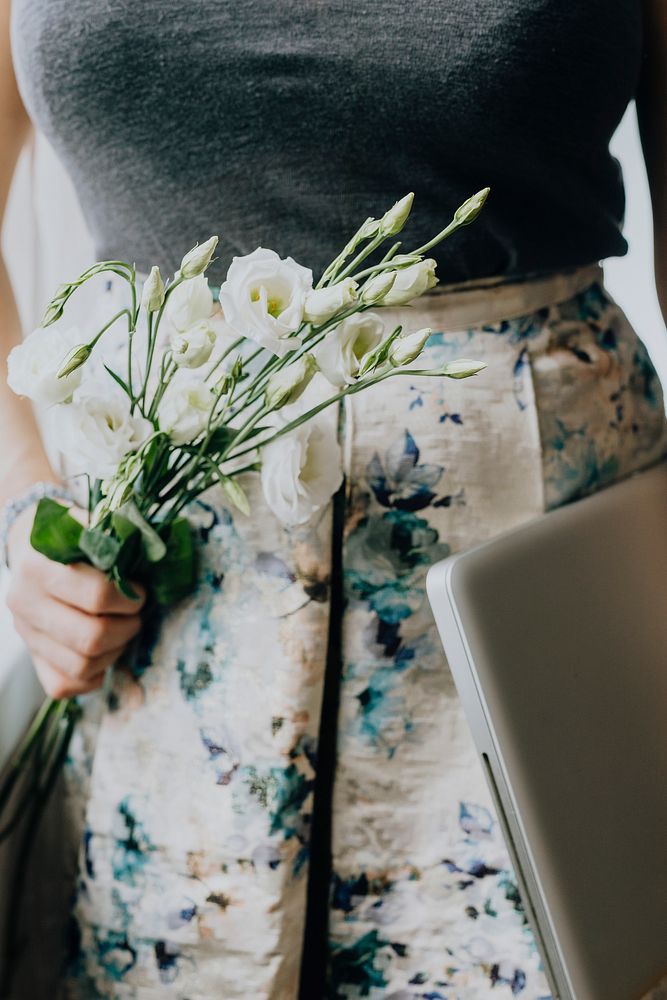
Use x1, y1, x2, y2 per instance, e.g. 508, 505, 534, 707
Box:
159, 373, 212, 445
261, 415, 343, 526
171, 320, 217, 368
219, 247, 313, 357
166, 275, 214, 332
52, 379, 152, 480
7, 324, 85, 405
382, 259, 438, 306
303, 278, 358, 326
389, 327, 433, 367
315, 313, 385, 387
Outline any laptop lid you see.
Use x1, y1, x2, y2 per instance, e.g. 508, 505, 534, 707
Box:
426, 463, 667, 1000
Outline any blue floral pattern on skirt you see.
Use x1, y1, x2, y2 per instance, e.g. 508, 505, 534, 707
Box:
55, 276, 666, 1000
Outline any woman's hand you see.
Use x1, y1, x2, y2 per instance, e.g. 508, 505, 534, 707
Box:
5, 506, 145, 699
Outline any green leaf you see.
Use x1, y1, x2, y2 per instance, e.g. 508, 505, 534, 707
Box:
206, 426, 237, 452
30, 499, 83, 564
110, 514, 139, 543
113, 501, 167, 563
79, 527, 122, 571
114, 529, 144, 578
111, 565, 142, 601
103, 364, 132, 397
150, 518, 198, 606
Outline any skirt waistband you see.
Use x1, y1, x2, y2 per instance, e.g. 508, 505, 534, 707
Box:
422, 262, 603, 331
130, 261, 604, 332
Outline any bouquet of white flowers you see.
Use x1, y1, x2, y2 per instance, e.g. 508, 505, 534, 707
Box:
0, 189, 487, 862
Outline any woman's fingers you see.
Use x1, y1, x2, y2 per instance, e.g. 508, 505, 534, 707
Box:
31, 554, 146, 616
31, 656, 108, 701
14, 618, 129, 681
11, 587, 142, 658
5, 521, 147, 701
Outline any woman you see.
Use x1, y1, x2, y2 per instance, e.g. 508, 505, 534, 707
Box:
2, 1, 666, 997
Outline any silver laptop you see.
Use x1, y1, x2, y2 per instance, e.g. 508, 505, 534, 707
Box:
426, 462, 667, 1000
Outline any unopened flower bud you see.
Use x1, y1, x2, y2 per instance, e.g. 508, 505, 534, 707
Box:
101, 477, 134, 512
265, 353, 318, 409
379, 192, 414, 237
213, 372, 232, 396
453, 187, 490, 227
141, 265, 165, 312
357, 324, 403, 377
57, 343, 92, 379
382, 259, 438, 306
42, 283, 73, 327
221, 475, 251, 516
179, 236, 219, 279
361, 270, 397, 305
358, 217, 380, 240
389, 328, 432, 367
171, 321, 216, 368
304, 278, 359, 326
443, 359, 487, 379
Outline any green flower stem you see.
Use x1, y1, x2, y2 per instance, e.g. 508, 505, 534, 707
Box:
150, 367, 243, 516
139, 273, 185, 412
348, 255, 420, 283
162, 470, 211, 522
127, 328, 135, 403
408, 215, 464, 258
87, 308, 133, 352
158, 397, 268, 524
0, 698, 56, 818
226, 366, 404, 463
147, 356, 177, 422
229, 306, 362, 420
129, 265, 138, 327
33, 698, 70, 771
0, 698, 69, 843
333, 231, 388, 283
139, 311, 155, 408
314, 217, 378, 289
223, 400, 268, 456
226, 364, 457, 465
0, 703, 78, 998
204, 337, 246, 384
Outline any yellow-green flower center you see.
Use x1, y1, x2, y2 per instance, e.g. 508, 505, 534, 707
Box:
250, 287, 284, 318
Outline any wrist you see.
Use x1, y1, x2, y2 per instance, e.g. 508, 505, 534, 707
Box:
0, 453, 59, 510
0, 481, 75, 569
5, 505, 36, 568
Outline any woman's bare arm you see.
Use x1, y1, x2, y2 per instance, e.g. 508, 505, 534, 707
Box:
0, 0, 56, 505
636, 0, 667, 328
1, 2, 145, 699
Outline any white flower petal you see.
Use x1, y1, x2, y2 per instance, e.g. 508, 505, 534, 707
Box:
219, 247, 312, 357
166, 275, 214, 332
7, 324, 84, 406
260, 416, 342, 525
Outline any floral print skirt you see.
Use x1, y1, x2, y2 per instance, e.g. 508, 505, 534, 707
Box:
53, 264, 666, 1000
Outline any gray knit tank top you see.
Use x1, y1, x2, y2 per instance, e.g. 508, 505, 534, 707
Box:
11, 0, 642, 285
